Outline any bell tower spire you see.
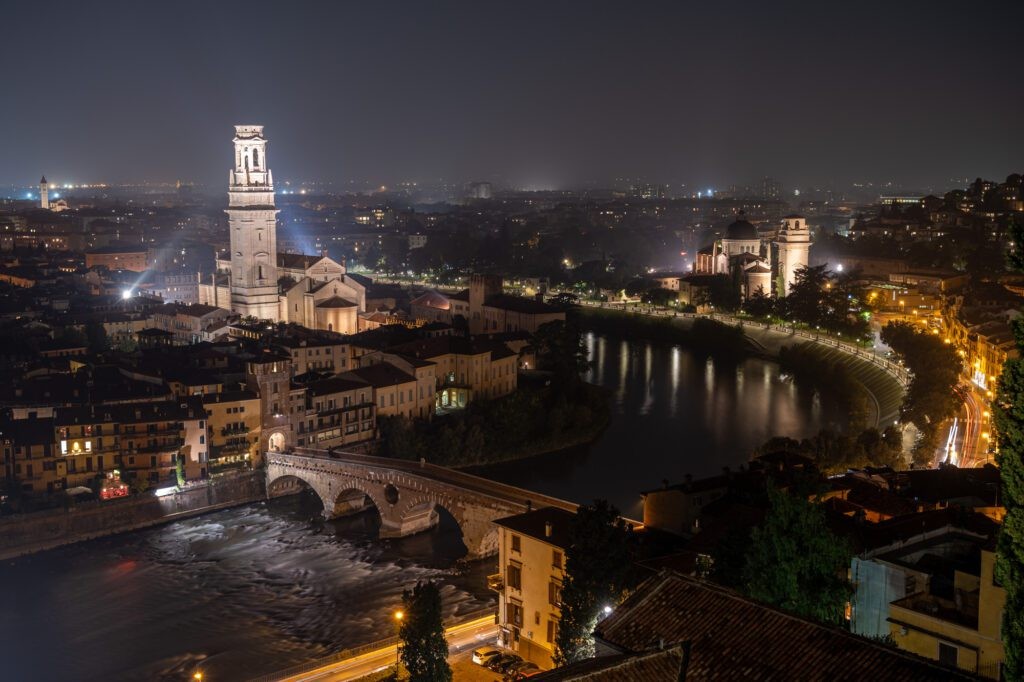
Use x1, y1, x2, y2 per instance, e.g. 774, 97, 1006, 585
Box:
227, 125, 280, 320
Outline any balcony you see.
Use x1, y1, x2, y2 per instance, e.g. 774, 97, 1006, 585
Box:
487, 574, 504, 592
220, 425, 251, 436
129, 438, 184, 454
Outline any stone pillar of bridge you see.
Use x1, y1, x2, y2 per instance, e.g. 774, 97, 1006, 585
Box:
459, 507, 502, 560
379, 503, 439, 539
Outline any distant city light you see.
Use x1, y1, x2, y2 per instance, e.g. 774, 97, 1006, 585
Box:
121, 289, 133, 300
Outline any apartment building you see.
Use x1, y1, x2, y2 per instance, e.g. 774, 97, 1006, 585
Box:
492, 507, 573, 669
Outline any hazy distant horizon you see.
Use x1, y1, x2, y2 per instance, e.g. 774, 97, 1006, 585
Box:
2, 1, 1020, 191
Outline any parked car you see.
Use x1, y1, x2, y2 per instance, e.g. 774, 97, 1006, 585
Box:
506, 661, 542, 679
472, 645, 503, 666
487, 653, 522, 672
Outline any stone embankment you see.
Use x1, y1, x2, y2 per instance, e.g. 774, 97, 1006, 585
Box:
0, 471, 265, 560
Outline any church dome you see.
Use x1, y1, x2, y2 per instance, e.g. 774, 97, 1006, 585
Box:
724, 212, 758, 241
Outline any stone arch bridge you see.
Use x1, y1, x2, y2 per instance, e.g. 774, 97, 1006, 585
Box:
265, 448, 577, 559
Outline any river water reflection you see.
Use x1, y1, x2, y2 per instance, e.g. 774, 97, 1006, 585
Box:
471, 333, 842, 518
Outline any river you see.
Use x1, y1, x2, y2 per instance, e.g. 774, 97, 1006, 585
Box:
472, 332, 843, 518
0, 333, 840, 681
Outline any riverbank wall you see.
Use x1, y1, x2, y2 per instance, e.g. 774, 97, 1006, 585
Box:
0, 470, 266, 561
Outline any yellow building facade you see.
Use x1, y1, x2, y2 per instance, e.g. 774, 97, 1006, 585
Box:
492, 507, 572, 669
889, 549, 1005, 679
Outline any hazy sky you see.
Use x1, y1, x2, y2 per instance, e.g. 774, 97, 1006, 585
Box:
2, 0, 1021, 191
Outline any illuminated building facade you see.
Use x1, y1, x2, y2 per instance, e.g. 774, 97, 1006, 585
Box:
227, 125, 281, 320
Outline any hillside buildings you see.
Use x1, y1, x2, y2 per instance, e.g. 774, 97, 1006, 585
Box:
410, 275, 564, 334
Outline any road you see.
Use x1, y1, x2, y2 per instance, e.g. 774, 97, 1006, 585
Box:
942, 383, 991, 468
276, 615, 498, 682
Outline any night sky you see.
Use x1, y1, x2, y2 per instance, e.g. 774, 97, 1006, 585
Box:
2, 0, 1021, 190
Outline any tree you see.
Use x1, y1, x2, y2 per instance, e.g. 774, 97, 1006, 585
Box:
743, 486, 851, 625
85, 322, 110, 353
743, 286, 774, 318
779, 264, 830, 326
398, 581, 452, 682
175, 454, 186, 487
555, 500, 633, 666
994, 217, 1024, 679
882, 321, 961, 465
641, 287, 676, 307
532, 320, 591, 388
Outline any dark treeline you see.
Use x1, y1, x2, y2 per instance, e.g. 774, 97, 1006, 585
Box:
377, 383, 609, 467
881, 321, 962, 465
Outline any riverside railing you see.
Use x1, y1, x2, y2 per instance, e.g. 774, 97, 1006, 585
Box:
579, 300, 911, 387
247, 607, 495, 682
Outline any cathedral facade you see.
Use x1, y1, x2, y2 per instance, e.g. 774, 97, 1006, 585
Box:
198, 125, 365, 333
694, 212, 811, 299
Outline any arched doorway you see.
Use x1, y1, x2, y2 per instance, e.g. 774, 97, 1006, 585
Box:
268, 431, 286, 452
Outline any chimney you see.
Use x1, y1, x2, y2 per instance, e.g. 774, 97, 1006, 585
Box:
544, 521, 553, 538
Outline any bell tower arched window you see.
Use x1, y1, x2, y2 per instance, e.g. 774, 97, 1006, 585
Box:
252, 148, 260, 169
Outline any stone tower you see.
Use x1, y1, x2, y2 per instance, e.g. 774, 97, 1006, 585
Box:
228, 125, 280, 320
468, 274, 502, 333
774, 215, 811, 297
39, 176, 49, 210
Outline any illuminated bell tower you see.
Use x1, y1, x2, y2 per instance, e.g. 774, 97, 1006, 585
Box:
774, 215, 811, 297
39, 176, 49, 210
227, 125, 279, 320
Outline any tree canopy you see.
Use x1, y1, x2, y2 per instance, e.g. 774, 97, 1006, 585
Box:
554, 500, 634, 666
993, 216, 1024, 679
743, 486, 851, 625
881, 321, 962, 465
398, 581, 452, 682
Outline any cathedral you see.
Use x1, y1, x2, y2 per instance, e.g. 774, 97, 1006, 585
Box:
198, 125, 366, 333
694, 212, 811, 299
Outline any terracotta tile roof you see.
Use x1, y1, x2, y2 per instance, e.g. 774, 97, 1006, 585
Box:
315, 295, 358, 309
531, 644, 686, 680
592, 570, 973, 680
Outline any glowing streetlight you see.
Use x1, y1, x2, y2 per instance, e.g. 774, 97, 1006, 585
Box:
394, 610, 404, 670
193, 673, 203, 682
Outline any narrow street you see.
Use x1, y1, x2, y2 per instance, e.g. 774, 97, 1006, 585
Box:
278, 616, 498, 682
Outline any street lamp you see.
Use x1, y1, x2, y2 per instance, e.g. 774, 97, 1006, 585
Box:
394, 610, 404, 671
193, 673, 203, 682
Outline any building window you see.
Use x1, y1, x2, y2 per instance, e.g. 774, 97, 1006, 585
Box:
546, 618, 558, 644
507, 601, 524, 628
552, 550, 562, 570
548, 580, 561, 606
511, 534, 521, 553
938, 642, 958, 667
507, 563, 522, 590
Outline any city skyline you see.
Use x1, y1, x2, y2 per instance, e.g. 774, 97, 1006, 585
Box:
2, 1, 1022, 191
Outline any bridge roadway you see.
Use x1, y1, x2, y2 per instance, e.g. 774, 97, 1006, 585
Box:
265, 448, 580, 559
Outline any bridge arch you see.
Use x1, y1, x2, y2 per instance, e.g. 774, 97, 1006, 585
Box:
266, 473, 313, 499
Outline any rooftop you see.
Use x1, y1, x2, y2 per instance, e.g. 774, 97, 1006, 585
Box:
594, 570, 974, 680
493, 506, 575, 550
